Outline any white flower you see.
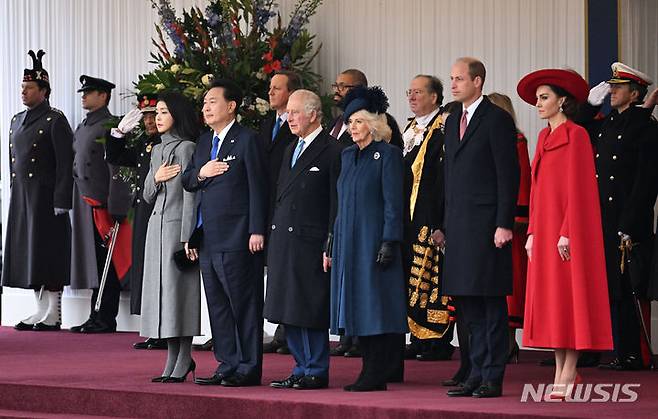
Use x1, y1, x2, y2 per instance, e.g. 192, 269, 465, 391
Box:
201, 74, 214, 87
170, 64, 181, 74
254, 97, 270, 115
155, 83, 166, 91
236, 114, 243, 122
255, 70, 267, 80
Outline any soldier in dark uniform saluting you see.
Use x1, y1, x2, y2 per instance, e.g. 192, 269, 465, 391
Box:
105, 93, 164, 348
2, 50, 74, 331
579, 63, 658, 371
69, 75, 133, 333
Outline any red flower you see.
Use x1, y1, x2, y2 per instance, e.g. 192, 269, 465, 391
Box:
271, 60, 282, 72
232, 38, 241, 47
149, 99, 157, 106
263, 63, 273, 74
262, 51, 273, 62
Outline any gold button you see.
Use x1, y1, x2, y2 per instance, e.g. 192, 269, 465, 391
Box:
610, 176, 614, 180
612, 155, 617, 160
9, 143, 13, 148
610, 116, 614, 121
38, 129, 44, 134
137, 163, 141, 168
28, 173, 33, 178
12, 173, 16, 177
137, 187, 141, 191
608, 196, 613, 201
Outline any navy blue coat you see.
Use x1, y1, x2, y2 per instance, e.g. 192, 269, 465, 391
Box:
182, 123, 266, 253
330, 141, 408, 336
442, 96, 519, 296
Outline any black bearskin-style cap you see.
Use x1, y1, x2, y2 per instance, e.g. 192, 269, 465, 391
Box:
23, 50, 50, 85
342, 86, 389, 122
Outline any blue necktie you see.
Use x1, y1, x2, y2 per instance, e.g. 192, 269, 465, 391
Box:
291, 139, 305, 168
271, 117, 281, 141
197, 135, 221, 228
210, 135, 220, 160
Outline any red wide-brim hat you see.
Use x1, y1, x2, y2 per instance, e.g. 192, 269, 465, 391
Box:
517, 69, 589, 106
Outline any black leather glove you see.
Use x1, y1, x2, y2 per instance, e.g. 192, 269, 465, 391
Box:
111, 213, 126, 224
375, 241, 395, 268
323, 233, 334, 258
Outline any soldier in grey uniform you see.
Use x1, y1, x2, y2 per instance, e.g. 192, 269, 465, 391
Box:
579, 63, 658, 370
2, 50, 73, 331
69, 75, 133, 333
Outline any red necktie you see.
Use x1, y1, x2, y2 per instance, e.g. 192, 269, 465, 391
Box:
459, 110, 468, 140
330, 118, 343, 138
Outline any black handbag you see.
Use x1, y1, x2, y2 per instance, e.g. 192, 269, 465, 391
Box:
173, 248, 198, 271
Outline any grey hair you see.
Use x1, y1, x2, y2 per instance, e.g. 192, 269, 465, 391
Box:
290, 89, 323, 119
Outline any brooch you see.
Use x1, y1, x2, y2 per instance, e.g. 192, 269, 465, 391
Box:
374, 152, 380, 160
145, 143, 152, 153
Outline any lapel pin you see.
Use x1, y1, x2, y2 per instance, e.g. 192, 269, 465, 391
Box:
374, 152, 381, 160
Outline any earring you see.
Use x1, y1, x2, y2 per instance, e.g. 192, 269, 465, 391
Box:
559, 105, 563, 113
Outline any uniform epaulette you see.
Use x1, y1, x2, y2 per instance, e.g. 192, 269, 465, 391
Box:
50, 107, 65, 115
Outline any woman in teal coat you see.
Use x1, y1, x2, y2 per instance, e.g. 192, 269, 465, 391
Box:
326, 87, 407, 392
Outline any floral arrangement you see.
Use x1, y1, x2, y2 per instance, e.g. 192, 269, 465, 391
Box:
134, 0, 324, 129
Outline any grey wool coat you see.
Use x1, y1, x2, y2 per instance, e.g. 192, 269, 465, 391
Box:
140, 132, 200, 339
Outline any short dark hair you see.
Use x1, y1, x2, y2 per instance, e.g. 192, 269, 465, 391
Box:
629, 82, 648, 102
415, 75, 444, 107
103, 91, 112, 106
158, 92, 200, 140
274, 70, 303, 92
547, 85, 578, 120
457, 57, 486, 87
341, 69, 368, 87
207, 78, 243, 114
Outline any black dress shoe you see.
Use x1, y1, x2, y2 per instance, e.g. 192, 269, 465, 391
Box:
32, 322, 61, 331
293, 375, 328, 390
276, 345, 291, 355
417, 346, 454, 361
195, 372, 229, 385
343, 346, 361, 358
70, 318, 95, 333
441, 378, 462, 387
330, 344, 350, 356
263, 340, 283, 353
14, 321, 35, 331
270, 374, 303, 389
447, 383, 479, 397
221, 373, 260, 387
599, 356, 646, 371
151, 375, 169, 383
147, 338, 168, 350
192, 339, 213, 351
81, 320, 116, 333
472, 383, 503, 398
134, 340, 150, 350
343, 382, 387, 392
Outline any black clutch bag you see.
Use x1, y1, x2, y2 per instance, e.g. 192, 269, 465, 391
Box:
173, 249, 198, 271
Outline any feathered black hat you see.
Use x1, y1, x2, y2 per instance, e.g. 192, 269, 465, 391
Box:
342, 86, 389, 122
23, 50, 50, 85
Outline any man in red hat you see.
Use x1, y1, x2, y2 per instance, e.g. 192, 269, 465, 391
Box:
2, 50, 74, 331
579, 62, 658, 371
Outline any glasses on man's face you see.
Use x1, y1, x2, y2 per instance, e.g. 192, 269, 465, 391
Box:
332, 83, 355, 92
406, 89, 426, 97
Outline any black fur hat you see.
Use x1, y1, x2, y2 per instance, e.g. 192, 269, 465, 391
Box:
342, 86, 389, 122
23, 50, 50, 85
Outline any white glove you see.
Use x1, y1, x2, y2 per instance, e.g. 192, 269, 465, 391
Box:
588, 81, 610, 106
114, 108, 143, 137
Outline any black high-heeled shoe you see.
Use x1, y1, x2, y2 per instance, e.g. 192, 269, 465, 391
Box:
151, 375, 170, 383
163, 359, 196, 383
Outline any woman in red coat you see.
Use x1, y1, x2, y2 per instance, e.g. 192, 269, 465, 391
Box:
488, 93, 532, 363
517, 69, 613, 398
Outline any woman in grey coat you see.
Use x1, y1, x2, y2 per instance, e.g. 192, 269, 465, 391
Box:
141, 92, 200, 383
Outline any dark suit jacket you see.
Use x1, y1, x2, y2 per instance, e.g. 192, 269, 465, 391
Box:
257, 112, 297, 224
441, 96, 519, 296
329, 115, 355, 147
182, 122, 267, 253
264, 130, 343, 329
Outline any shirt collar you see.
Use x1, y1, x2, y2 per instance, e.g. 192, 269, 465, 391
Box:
276, 112, 288, 123
214, 119, 236, 141
413, 107, 440, 128
299, 125, 323, 146
463, 95, 484, 120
